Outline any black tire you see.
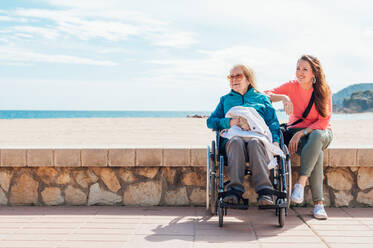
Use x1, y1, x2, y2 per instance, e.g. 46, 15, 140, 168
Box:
281, 145, 292, 209
209, 171, 216, 215
210, 141, 217, 216
270, 168, 278, 216
286, 158, 292, 209
277, 159, 287, 226
211, 141, 216, 159
218, 203, 224, 227
206, 141, 217, 216
278, 207, 285, 227
206, 146, 210, 212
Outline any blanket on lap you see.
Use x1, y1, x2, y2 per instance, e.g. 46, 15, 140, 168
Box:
220, 106, 284, 169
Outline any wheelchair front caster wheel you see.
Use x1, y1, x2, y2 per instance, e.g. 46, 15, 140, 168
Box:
218, 206, 224, 227
278, 207, 285, 227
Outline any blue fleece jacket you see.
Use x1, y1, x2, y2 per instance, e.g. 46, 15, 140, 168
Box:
207, 88, 281, 149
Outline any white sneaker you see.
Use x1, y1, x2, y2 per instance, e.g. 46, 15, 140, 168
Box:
313, 204, 328, 220
291, 184, 304, 204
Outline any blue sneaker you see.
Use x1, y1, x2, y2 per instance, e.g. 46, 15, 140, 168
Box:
291, 183, 304, 204
313, 204, 328, 220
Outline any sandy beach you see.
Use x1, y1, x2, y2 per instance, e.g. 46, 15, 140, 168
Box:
0, 118, 371, 148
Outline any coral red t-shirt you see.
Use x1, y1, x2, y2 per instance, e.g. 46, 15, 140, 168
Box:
265, 80, 332, 130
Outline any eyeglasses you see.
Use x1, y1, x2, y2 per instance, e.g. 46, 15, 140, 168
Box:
227, 73, 244, 81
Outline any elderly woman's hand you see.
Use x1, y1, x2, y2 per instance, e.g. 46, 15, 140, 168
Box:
239, 117, 251, 131
229, 118, 240, 127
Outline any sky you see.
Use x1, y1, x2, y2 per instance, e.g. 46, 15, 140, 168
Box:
0, 0, 372, 111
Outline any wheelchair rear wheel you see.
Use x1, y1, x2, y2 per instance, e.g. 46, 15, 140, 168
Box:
283, 145, 292, 209
206, 141, 217, 216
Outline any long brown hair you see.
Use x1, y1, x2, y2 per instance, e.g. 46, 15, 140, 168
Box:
232, 64, 259, 92
298, 55, 330, 118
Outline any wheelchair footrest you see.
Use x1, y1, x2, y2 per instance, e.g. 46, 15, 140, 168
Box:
221, 199, 249, 210
258, 188, 287, 199
217, 193, 249, 210
258, 201, 288, 210
222, 203, 249, 210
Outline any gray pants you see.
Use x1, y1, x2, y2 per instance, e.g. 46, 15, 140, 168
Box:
225, 136, 273, 193
295, 129, 333, 202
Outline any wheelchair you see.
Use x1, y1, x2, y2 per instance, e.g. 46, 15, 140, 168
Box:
206, 130, 292, 227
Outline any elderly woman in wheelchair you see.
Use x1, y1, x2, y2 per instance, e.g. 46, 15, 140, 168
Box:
206, 65, 291, 227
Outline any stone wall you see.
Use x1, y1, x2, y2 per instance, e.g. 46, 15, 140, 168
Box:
0, 167, 206, 206
291, 167, 373, 207
0, 148, 372, 207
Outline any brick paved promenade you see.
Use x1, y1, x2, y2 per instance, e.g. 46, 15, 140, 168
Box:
0, 206, 372, 248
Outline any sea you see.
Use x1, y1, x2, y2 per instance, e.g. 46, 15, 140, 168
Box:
1, 110, 373, 121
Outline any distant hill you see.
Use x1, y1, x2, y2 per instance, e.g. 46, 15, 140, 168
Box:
341, 90, 373, 113
332, 83, 373, 110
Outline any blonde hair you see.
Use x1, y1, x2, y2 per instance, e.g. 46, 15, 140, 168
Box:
231, 64, 259, 92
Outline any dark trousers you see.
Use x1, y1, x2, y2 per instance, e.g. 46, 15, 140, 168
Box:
225, 136, 273, 193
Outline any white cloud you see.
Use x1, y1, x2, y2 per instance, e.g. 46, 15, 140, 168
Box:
96, 48, 134, 54
0, 62, 33, 66
10, 7, 197, 48
0, 46, 117, 66
14, 32, 33, 39
0, 15, 14, 21
56, 19, 140, 41
364, 28, 373, 38
1, 0, 373, 110
150, 31, 197, 49
147, 45, 293, 87
36, 0, 372, 89
0, 37, 10, 43
12, 26, 59, 39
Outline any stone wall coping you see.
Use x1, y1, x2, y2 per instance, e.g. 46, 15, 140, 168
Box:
0, 148, 372, 167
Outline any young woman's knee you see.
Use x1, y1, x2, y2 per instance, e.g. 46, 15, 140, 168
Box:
309, 130, 324, 141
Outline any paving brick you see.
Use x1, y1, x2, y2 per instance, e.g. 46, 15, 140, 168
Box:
0, 241, 53, 248
27, 149, 53, 167
108, 149, 135, 167
82, 149, 107, 167
323, 236, 373, 244
191, 149, 206, 166
257, 235, 322, 243
329, 148, 357, 167
66, 234, 130, 241
54, 149, 81, 167
136, 149, 162, 166
0, 206, 372, 247
164, 149, 190, 166
59, 241, 127, 248
0, 149, 27, 167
